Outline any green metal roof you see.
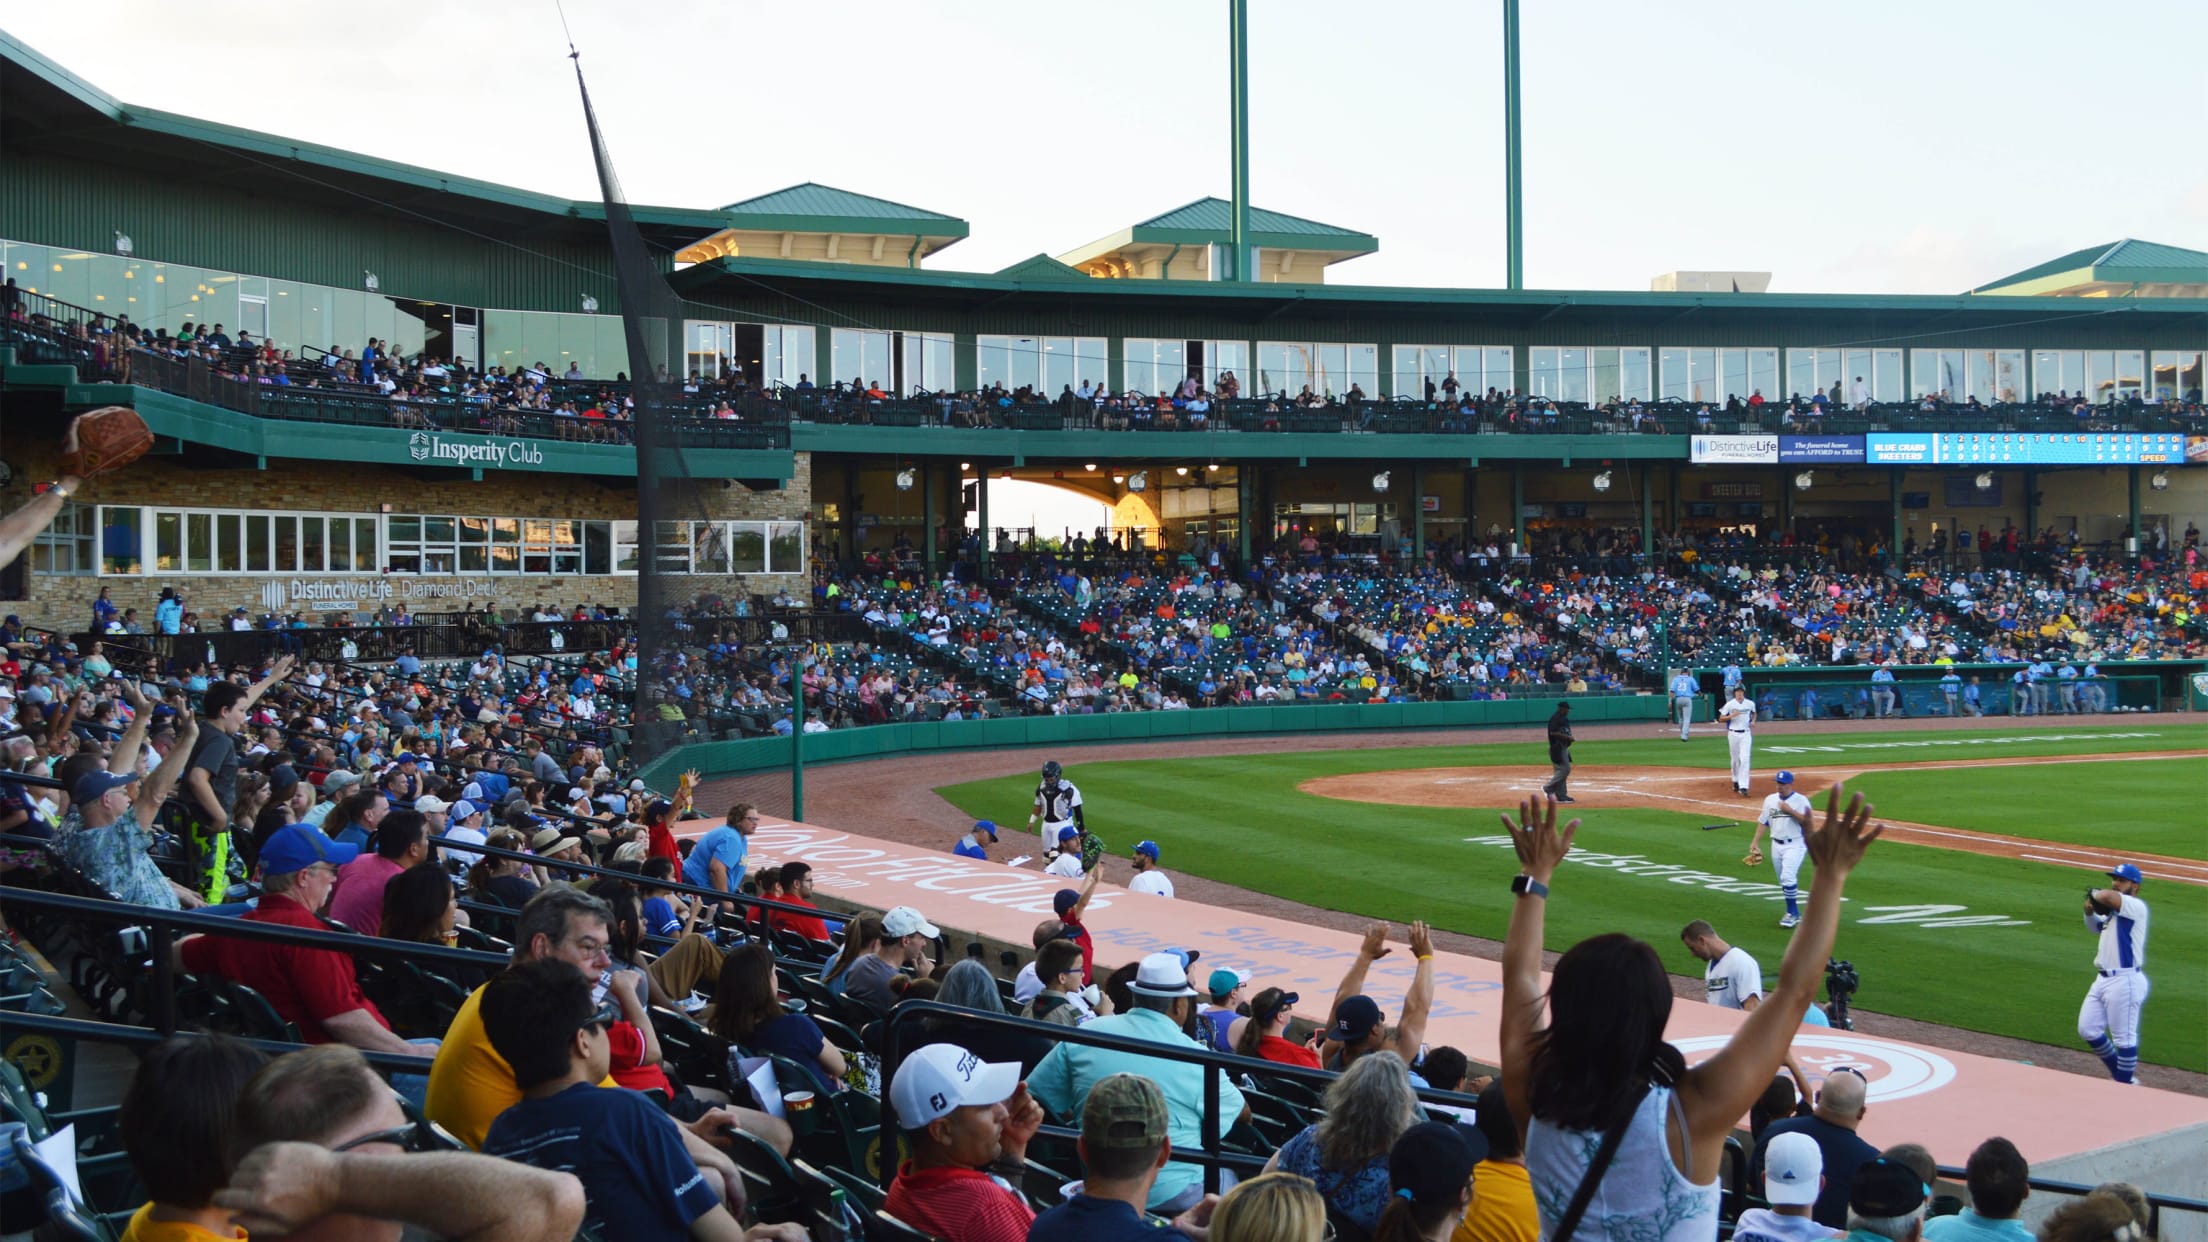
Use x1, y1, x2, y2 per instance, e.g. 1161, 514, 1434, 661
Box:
1970, 239, 2208, 294
991, 253, 1089, 281
716, 182, 968, 239
1057, 197, 1379, 268
0, 30, 728, 237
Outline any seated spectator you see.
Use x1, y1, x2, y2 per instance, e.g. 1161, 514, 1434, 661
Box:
114, 1034, 268, 1242
1267, 1050, 1423, 1233
844, 904, 939, 1016
328, 810, 431, 935
479, 957, 747, 1239
2038, 1194, 2149, 1242
1320, 922, 1435, 1075
639, 855, 704, 939
1755, 1070, 1879, 1230
1234, 987, 1320, 1068
175, 823, 434, 1066
1197, 968, 1249, 1051
1029, 951, 1249, 1213
2083, 1184, 2150, 1238
1376, 1120, 1487, 1242
1844, 1158, 1929, 1242
1210, 1172, 1326, 1242
380, 860, 461, 946
1010, 918, 1068, 1005
763, 859, 831, 942
1027, 1073, 1220, 1241
468, 827, 540, 908
598, 878, 722, 1010
883, 1042, 1045, 1242
1455, 1080, 1537, 1242
820, 915, 884, 999
1734, 1132, 1841, 1242
1018, 938, 1099, 1028
218, 1043, 587, 1241
709, 942, 845, 1094
931, 958, 1053, 1074
1922, 1138, 2031, 1242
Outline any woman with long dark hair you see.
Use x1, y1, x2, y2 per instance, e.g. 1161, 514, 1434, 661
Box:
380, 862, 459, 946
1498, 787, 1879, 1242
708, 942, 844, 1094
820, 916, 882, 998
1372, 1120, 1483, 1242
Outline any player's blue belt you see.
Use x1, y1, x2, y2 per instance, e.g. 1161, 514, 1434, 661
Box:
2099, 968, 2138, 977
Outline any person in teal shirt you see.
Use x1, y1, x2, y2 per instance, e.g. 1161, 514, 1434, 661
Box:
1025, 951, 1246, 1213
1923, 1138, 2034, 1242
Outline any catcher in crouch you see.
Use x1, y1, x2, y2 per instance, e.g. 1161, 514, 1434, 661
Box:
1744, 770, 1815, 929
0, 407, 153, 568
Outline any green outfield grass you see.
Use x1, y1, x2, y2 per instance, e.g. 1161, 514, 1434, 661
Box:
935, 727, 2208, 1071
1839, 759, 2208, 861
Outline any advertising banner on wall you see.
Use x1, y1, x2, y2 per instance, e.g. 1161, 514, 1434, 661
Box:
1865, 434, 1936, 464
1689, 434, 1779, 464
1778, 435, 1866, 463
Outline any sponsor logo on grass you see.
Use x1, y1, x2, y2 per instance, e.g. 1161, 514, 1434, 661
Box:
1765, 732, 2158, 755
1673, 1032, 1956, 1103
1459, 836, 2031, 925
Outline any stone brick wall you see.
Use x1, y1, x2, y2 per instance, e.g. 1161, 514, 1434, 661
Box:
2, 437, 813, 631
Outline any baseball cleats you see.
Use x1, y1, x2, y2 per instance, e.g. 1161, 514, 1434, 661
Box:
1554, 795, 1577, 803
1778, 914, 1799, 929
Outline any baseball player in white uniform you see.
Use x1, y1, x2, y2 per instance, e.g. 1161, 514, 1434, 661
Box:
1028, 759, 1084, 840
2080, 862, 2151, 1083
1748, 771, 1814, 928
1680, 920, 1762, 1010
1128, 840, 1175, 897
1044, 825, 1086, 878
1717, 685, 1757, 795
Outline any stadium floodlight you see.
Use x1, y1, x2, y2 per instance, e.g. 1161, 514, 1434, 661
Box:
1128, 471, 1148, 493
2150, 471, 2170, 491
894, 468, 916, 492
112, 230, 133, 256
1794, 470, 1815, 491
580, 294, 599, 313
1592, 470, 1613, 493
1974, 472, 1994, 492
363, 271, 380, 292
1372, 471, 1391, 493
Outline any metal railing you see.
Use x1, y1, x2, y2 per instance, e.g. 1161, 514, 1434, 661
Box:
1932, 1165, 2206, 1232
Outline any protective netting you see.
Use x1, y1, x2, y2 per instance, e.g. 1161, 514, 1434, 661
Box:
570, 57, 703, 768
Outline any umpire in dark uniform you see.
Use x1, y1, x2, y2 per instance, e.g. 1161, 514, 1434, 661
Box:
1542, 700, 1575, 803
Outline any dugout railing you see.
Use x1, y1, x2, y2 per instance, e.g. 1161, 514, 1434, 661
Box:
1742, 674, 2164, 719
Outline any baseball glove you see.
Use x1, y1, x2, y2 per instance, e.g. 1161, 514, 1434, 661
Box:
60, 406, 154, 479
1742, 847, 1764, 867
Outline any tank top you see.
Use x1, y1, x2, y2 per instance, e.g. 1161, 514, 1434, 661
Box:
1524, 1085, 1720, 1242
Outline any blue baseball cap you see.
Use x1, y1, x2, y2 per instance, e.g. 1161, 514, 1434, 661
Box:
72, 770, 137, 805
395, 752, 422, 765
973, 820, 999, 840
1329, 994, 1384, 1042
1775, 770, 1795, 785
1056, 825, 1080, 842
2108, 863, 2144, 885
259, 823, 359, 876
1134, 840, 1160, 860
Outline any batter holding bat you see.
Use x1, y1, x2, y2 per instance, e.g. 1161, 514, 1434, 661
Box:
1744, 770, 1814, 929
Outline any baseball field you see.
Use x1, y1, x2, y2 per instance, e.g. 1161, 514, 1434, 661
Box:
934, 721, 2208, 1072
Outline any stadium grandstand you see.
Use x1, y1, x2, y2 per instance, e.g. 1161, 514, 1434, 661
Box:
3, 14, 2207, 1242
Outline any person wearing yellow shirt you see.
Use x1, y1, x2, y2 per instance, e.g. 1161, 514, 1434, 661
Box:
116, 1034, 269, 1242
1454, 1081, 1537, 1242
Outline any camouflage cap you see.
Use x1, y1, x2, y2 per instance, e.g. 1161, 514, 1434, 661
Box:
1082, 1073, 1168, 1151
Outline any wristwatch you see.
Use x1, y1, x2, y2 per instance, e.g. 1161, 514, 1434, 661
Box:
1511, 874, 1549, 899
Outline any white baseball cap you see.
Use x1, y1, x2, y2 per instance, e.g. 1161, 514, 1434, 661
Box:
1763, 1131, 1824, 1207
891, 1043, 1020, 1129
881, 906, 940, 940
413, 795, 451, 815
1128, 951, 1201, 999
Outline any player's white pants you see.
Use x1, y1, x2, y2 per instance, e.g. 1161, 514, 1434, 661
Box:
1769, 836, 1806, 891
2079, 971, 2151, 1048
1727, 731, 1753, 790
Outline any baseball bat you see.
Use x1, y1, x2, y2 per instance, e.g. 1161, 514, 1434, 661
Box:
1699, 823, 1735, 831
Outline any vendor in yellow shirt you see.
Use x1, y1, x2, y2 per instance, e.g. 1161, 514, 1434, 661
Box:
116, 1034, 268, 1242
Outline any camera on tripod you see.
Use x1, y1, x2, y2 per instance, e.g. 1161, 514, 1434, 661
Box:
1825, 958, 1860, 1031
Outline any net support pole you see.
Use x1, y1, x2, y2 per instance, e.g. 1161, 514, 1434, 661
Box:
979, 467, 993, 578
923, 461, 938, 577
790, 659, 806, 821
1228, 0, 1251, 283
1503, 0, 1524, 290
2129, 467, 2142, 558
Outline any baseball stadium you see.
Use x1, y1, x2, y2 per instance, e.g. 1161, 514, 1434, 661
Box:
2, 7, 2206, 1242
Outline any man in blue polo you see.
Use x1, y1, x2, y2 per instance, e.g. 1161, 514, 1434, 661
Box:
1669, 669, 1697, 740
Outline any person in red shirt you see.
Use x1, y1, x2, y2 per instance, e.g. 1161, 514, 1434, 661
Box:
1234, 987, 1322, 1068
1051, 865, 1101, 985
176, 824, 430, 1063
883, 1043, 1045, 1242
642, 798, 681, 865
764, 861, 831, 943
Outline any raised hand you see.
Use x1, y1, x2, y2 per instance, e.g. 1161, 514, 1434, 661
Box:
1500, 795, 1579, 884
1407, 920, 1434, 959
1803, 780, 1881, 878
1358, 922, 1393, 962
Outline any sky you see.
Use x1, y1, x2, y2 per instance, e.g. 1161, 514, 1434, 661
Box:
12, 1, 2206, 295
